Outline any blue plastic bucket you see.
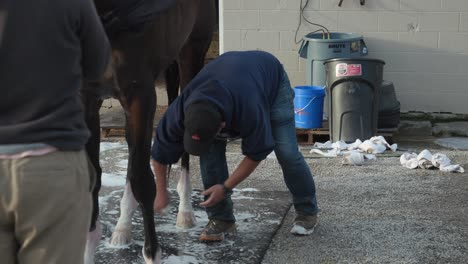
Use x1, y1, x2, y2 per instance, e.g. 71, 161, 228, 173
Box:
294, 86, 325, 129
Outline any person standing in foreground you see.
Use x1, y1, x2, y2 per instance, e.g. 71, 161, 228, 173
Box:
0, 0, 110, 263
151, 50, 320, 242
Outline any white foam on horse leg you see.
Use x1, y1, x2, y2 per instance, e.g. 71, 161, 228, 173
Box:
84, 221, 102, 264
110, 182, 138, 246
164, 255, 200, 264
176, 168, 196, 229
143, 246, 162, 264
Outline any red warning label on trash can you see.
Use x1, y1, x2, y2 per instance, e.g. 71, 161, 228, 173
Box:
336, 63, 362, 77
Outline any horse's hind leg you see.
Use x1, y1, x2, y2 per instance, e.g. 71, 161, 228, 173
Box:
80, 91, 104, 264
163, 60, 196, 228
175, 1, 216, 228
175, 154, 196, 228
164, 61, 180, 105
174, 53, 205, 229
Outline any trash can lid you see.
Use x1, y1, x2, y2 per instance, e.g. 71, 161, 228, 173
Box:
303, 32, 363, 42
323, 57, 386, 65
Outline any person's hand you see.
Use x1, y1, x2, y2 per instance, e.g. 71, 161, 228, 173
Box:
154, 188, 170, 214
200, 184, 226, 207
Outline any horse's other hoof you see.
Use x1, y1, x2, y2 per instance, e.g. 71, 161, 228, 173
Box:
176, 211, 196, 228
143, 246, 162, 264
110, 228, 132, 247
84, 223, 102, 264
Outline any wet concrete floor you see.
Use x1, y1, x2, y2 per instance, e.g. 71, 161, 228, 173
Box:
94, 142, 291, 264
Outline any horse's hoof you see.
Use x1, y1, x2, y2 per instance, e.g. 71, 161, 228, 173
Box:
176, 211, 196, 228
83, 252, 94, 264
143, 246, 162, 264
110, 228, 132, 247
84, 225, 102, 264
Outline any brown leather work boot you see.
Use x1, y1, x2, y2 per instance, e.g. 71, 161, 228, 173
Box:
199, 219, 237, 242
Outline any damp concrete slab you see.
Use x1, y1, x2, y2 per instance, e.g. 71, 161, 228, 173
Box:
435, 137, 468, 150
95, 142, 291, 264
96, 188, 290, 264
95, 136, 468, 264
433, 122, 468, 137
395, 120, 433, 137
262, 141, 468, 264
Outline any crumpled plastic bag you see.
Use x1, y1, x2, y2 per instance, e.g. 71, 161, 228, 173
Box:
310, 148, 340, 157
432, 153, 465, 173
313, 141, 332, 149
400, 152, 419, 169
400, 150, 464, 173
342, 151, 376, 166
359, 140, 387, 154
417, 149, 434, 169
311, 136, 398, 157
359, 136, 398, 154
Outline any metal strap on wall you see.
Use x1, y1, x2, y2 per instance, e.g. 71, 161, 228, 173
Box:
338, 0, 365, 7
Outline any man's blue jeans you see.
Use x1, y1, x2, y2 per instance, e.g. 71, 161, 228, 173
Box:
200, 69, 320, 222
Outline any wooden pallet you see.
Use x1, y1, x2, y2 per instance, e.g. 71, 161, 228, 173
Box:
296, 128, 329, 144
100, 126, 125, 138
296, 126, 398, 145
100, 126, 158, 139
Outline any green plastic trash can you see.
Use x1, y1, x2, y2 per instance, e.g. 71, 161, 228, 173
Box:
324, 58, 385, 143
299, 32, 368, 88
299, 32, 368, 118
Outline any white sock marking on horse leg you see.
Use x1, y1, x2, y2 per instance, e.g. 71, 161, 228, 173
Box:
110, 182, 138, 246
142, 246, 162, 264
84, 221, 102, 264
176, 168, 196, 228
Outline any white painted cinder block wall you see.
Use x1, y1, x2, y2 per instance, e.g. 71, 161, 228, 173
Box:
219, 0, 468, 114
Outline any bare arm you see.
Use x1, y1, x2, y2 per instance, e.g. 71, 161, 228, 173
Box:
151, 159, 170, 212
224, 156, 260, 190
200, 156, 260, 207
151, 159, 168, 191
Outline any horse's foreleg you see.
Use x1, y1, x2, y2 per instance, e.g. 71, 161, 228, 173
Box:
110, 181, 138, 246
176, 153, 196, 228
122, 80, 160, 263
81, 91, 103, 264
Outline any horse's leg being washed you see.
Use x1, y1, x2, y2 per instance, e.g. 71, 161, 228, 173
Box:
174, 1, 216, 228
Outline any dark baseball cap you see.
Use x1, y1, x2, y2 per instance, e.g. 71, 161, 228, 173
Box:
183, 102, 222, 156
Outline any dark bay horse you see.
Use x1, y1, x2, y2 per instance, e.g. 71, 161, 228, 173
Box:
80, 1, 216, 263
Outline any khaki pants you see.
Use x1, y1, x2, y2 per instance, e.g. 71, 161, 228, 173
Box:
0, 150, 95, 264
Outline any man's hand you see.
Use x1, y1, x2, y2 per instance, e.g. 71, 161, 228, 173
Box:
154, 188, 170, 214
200, 184, 226, 207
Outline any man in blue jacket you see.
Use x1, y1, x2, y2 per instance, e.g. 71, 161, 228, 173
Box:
152, 50, 319, 242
